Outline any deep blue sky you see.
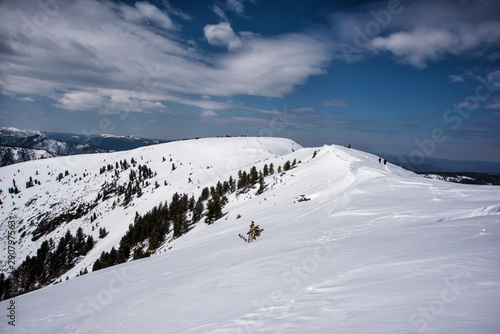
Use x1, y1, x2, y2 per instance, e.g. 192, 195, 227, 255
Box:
1, 0, 499, 162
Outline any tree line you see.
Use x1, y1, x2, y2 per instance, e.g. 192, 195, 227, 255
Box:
1, 228, 94, 300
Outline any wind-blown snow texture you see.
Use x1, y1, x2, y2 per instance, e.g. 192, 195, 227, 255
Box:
1, 137, 499, 333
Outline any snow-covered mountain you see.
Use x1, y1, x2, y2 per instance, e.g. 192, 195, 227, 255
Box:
44, 131, 166, 151
0, 137, 499, 333
0, 127, 166, 167
0, 146, 55, 167
0, 127, 105, 167
420, 172, 500, 185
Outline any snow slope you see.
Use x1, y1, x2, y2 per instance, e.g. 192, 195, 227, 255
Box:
1, 137, 499, 333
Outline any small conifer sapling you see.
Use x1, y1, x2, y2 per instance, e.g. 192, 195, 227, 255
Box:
239, 221, 264, 243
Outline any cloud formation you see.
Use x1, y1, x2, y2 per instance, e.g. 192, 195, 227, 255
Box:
204, 22, 243, 50
371, 24, 500, 68
120, 1, 175, 30
332, 0, 500, 68
0, 0, 331, 115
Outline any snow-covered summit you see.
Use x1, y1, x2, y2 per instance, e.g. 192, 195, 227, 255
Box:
0, 137, 499, 333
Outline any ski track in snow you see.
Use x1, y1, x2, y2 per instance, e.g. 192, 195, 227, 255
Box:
0, 138, 499, 334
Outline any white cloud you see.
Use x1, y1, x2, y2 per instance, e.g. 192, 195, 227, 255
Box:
0, 0, 331, 113
371, 23, 500, 68
332, 0, 500, 68
201, 110, 218, 117
18, 97, 35, 102
226, 0, 245, 14
120, 1, 175, 30
322, 99, 348, 107
211, 33, 330, 97
212, 5, 228, 21
212, 0, 255, 19
371, 29, 456, 68
486, 100, 500, 110
56, 91, 106, 112
204, 22, 243, 51
448, 74, 465, 83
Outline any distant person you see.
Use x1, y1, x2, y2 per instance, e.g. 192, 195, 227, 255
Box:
348, 144, 351, 148
384, 159, 387, 165
379, 157, 381, 164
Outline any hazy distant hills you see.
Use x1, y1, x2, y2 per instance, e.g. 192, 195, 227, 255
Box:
0, 127, 166, 166
379, 153, 500, 174
45, 131, 165, 151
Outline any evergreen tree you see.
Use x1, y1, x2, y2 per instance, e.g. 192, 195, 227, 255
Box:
256, 172, 265, 194
205, 194, 228, 225
173, 212, 188, 238
239, 221, 264, 243
93, 258, 102, 271
192, 199, 204, 222
263, 164, 269, 177
250, 166, 258, 184
283, 160, 291, 171
200, 187, 210, 201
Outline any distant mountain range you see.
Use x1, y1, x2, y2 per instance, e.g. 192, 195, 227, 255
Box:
418, 172, 500, 185
379, 153, 500, 174
0, 127, 166, 167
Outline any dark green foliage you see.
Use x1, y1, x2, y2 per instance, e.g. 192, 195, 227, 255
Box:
92, 259, 102, 271
2, 229, 94, 300
205, 193, 228, 225
192, 199, 204, 222
200, 187, 210, 201
283, 160, 291, 171
239, 221, 264, 243
99, 227, 107, 238
32, 202, 97, 241
256, 172, 265, 194
26, 176, 34, 188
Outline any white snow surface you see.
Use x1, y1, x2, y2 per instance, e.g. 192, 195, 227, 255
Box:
0, 137, 499, 333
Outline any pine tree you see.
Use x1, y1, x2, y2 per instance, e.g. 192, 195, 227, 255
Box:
205, 194, 227, 225
239, 221, 264, 243
173, 212, 188, 238
93, 259, 102, 271
250, 166, 258, 185
283, 160, 291, 171
256, 172, 265, 194
263, 164, 269, 177
99, 227, 107, 239
192, 199, 204, 222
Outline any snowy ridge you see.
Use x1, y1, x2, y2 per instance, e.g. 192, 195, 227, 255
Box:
1, 137, 499, 333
